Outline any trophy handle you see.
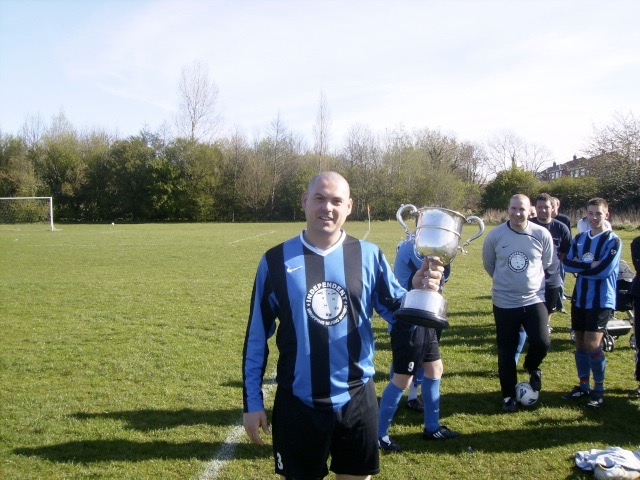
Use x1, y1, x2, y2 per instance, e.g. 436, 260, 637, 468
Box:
396, 204, 418, 242
458, 215, 485, 254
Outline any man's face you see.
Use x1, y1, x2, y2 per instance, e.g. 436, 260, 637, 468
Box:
535, 200, 553, 223
586, 204, 609, 231
302, 175, 353, 243
508, 198, 530, 229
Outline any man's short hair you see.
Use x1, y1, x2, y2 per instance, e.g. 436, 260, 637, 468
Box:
587, 197, 609, 209
509, 193, 530, 206
535, 193, 553, 204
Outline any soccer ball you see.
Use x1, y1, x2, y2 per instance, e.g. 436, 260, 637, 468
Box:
515, 382, 539, 406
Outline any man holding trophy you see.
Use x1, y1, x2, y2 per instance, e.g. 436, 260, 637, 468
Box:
482, 194, 554, 412
242, 172, 445, 480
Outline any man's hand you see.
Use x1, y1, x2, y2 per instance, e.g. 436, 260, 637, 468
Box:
243, 410, 270, 446
411, 256, 445, 291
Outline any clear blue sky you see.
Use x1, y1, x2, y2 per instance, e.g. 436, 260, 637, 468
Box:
1, 0, 639, 164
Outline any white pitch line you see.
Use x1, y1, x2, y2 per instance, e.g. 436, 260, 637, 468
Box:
228, 231, 276, 245
200, 375, 277, 480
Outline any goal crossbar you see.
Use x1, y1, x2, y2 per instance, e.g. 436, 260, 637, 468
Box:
0, 196, 56, 231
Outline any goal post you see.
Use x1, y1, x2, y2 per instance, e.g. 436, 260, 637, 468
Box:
0, 196, 57, 231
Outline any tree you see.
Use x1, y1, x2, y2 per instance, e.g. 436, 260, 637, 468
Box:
545, 175, 600, 212
175, 61, 222, 143
30, 113, 87, 220
485, 130, 554, 178
312, 90, 331, 171
583, 111, 640, 209
262, 114, 303, 218
585, 111, 640, 163
217, 126, 250, 221
0, 133, 40, 196
20, 113, 46, 149
341, 124, 381, 220
455, 141, 488, 186
481, 167, 540, 210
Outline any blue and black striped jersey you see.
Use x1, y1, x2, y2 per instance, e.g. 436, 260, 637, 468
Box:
563, 230, 622, 309
242, 230, 406, 413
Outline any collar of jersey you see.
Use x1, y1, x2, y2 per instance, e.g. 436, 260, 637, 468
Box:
300, 230, 346, 256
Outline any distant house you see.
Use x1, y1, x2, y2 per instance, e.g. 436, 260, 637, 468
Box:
537, 155, 596, 182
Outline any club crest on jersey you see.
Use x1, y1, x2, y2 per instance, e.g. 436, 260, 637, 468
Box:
508, 251, 529, 272
306, 282, 349, 326
582, 252, 595, 263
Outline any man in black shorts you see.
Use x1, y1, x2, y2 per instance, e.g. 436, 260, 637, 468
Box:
242, 172, 445, 479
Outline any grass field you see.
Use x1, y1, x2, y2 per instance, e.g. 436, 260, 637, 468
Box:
1, 222, 638, 480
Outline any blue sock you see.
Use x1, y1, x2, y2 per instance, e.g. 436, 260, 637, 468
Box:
422, 377, 441, 433
575, 349, 590, 391
378, 382, 405, 438
589, 347, 606, 393
515, 328, 527, 364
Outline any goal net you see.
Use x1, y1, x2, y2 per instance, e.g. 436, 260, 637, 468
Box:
0, 197, 57, 231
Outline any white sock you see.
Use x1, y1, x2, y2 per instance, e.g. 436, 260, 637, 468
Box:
408, 383, 419, 401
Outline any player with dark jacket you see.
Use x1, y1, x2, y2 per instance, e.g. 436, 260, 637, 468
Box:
630, 236, 640, 395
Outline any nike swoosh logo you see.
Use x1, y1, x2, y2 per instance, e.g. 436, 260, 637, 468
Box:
501, 245, 508, 248
287, 266, 303, 273
577, 243, 584, 246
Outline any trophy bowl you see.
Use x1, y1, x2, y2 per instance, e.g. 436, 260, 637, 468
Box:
394, 205, 484, 329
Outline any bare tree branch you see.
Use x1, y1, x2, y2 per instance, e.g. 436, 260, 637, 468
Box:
174, 61, 222, 143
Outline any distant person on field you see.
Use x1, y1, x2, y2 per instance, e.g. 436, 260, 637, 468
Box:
629, 236, 640, 396
562, 197, 621, 408
577, 215, 612, 234
551, 196, 571, 233
242, 171, 444, 480
377, 237, 457, 452
530, 193, 572, 330
482, 194, 553, 413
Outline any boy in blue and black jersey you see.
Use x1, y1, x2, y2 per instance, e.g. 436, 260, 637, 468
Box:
562, 197, 622, 408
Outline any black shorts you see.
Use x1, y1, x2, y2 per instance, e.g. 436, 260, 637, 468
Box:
390, 322, 441, 376
544, 286, 563, 314
571, 304, 612, 332
271, 380, 379, 479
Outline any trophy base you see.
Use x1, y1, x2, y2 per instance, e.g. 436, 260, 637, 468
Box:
393, 308, 449, 329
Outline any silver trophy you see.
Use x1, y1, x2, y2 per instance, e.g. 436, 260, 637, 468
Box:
394, 204, 485, 329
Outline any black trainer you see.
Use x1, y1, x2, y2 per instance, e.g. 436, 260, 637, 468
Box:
502, 397, 517, 413
406, 397, 424, 413
586, 392, 604, 408
378, 436, 401, 452
562, 386, 589, 400
529, 368, 542, 391
423, 425, 460, 440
